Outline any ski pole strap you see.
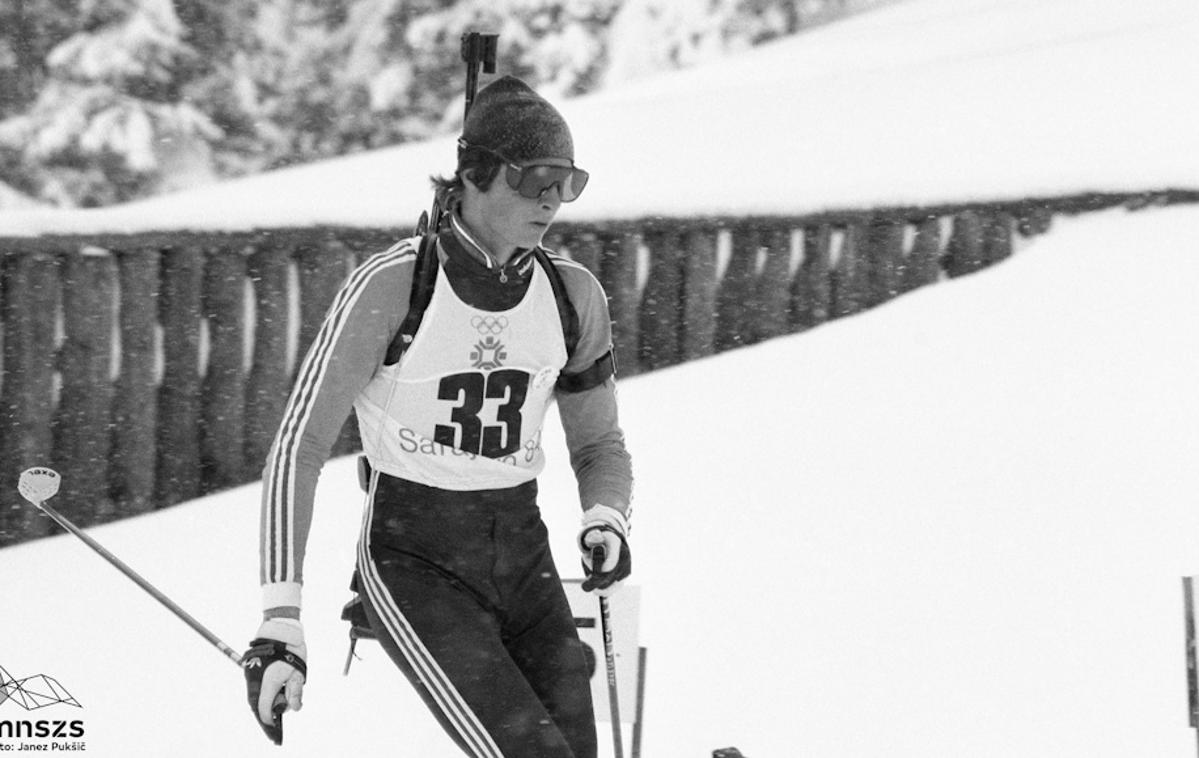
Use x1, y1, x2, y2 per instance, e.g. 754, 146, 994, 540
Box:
242, 639, 307, 746
243, 639, 308, 682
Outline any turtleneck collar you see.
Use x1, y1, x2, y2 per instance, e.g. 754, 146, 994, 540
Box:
437, 211, 538, 310
445, 211, 537, 283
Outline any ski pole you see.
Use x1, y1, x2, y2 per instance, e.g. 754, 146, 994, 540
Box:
592, 545, 624, 758
18, 467, 244, 667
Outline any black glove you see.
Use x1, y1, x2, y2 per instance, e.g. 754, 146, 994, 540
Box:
243, 619, 307, 746
579, 504, 632, 595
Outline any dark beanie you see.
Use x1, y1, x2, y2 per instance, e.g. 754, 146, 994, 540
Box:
460, 75, 574, 162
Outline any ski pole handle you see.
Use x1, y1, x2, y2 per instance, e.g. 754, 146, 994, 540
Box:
591, 543, 606, 571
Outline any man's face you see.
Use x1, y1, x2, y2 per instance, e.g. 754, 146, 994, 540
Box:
464, 157, 571, 253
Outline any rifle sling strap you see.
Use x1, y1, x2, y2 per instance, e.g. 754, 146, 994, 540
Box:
383, 235, 605, 391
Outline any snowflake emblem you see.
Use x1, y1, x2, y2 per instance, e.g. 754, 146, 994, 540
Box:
470, 336, 507, 369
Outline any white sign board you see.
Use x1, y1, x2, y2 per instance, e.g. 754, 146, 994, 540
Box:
563, 580, 641, 724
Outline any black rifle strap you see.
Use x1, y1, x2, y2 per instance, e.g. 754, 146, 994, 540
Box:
383, 239, 613, 392
533, 247, 617, 392
383, 232, 440, 366
532, 247, 580, 360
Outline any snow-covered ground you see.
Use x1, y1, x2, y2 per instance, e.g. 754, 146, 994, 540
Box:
0, 0, 1195, 236
3, 202, 1199, 757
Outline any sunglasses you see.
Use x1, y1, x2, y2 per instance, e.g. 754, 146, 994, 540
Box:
463, 142, 589, 202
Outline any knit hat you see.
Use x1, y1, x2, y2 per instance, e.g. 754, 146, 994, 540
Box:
460, 75, 574, 162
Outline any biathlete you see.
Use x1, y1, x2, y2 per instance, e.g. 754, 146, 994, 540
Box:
241, 75, 634, 758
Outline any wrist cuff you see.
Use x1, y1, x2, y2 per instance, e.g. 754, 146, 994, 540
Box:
262, 581, 302, 613
581, 504, 630, 538
257, 617, 305, 650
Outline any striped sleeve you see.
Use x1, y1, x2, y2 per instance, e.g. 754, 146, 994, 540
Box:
259, 241, 416, 612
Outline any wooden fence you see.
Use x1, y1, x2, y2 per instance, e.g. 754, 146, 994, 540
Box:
0, 190, 1189, 546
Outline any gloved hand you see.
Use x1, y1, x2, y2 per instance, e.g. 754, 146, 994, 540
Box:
243, 617, 307, 745
579, 504, 631, 596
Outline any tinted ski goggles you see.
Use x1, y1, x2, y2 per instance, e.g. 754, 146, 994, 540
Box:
462, 142, 589, 202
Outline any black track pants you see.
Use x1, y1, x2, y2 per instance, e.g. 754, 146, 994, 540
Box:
357, 474, 596, 758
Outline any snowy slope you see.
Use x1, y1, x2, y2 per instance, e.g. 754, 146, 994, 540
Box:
0, 0, 1195, 236
3, 202, 1199, 756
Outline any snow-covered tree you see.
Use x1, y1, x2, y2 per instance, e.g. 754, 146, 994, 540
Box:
605, 0, 825, 87
212, 0, 623, 168
176, 0, 341, 174
403, 0, 621, 135
0, 0, 866, 206
265, 0, 441, 161
0, 0, 220, 205
0, 0, 81, 118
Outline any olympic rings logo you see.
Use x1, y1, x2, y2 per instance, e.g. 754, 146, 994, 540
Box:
471, 316, 509, 335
